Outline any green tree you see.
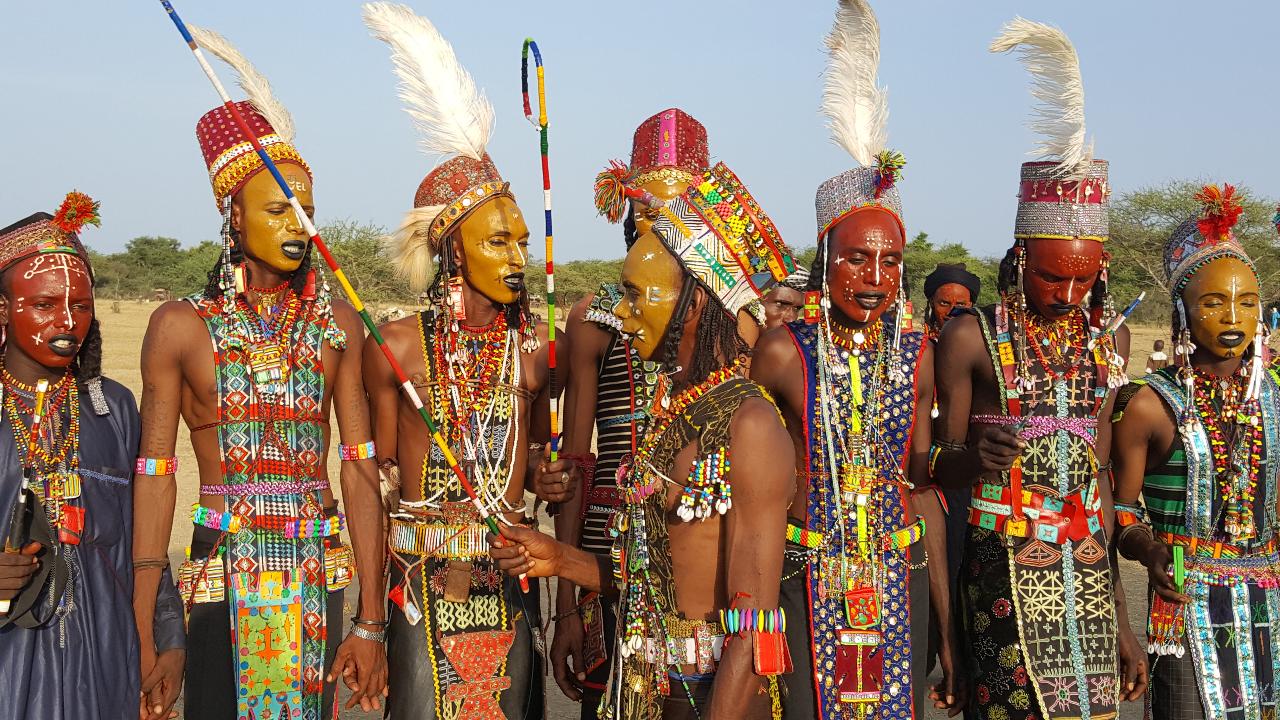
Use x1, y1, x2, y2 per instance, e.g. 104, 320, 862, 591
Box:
315, 219, 410, 302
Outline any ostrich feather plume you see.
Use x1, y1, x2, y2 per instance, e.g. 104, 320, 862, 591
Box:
384, 205, 441, 292
990, 18, 1092, 179
363, 2, 493, 161
188, 25, 296, 142
823, 0, 889, 167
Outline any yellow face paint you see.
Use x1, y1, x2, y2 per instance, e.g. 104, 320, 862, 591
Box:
1182, 256, 1261, 360
231, 161, 314, 274
615, 232, 684, 360
453, 196, 531, 305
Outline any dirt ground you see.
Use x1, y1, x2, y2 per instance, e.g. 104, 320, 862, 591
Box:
99, 301, 1159, 718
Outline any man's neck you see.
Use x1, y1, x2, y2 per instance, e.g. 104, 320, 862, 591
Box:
1191, 349, 1245, 378
828, 307, 878, 344
2, 346, 67, 388
457, 282, 501, 328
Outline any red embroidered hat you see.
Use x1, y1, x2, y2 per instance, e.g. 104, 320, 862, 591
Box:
0, 191, 98, 275
412, 153, 512, 247
593, 108, 710, 223
196, 100, 311, 209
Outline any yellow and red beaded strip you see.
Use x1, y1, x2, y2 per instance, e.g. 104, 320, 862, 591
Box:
136, 456, 178, 476
337, 441, 376, 462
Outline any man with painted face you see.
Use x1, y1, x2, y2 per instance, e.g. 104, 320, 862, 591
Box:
492, 162, 797, 720
931, 19, 1145, 720
924, 263, 979, 340
1111, 185, 1280, 719
360, 5, 549, 718
0, 195, 186, 720
133, 28, 387, 720
751, 2, 956, 716
760, 268, 809, 331
534, 108, 709, 717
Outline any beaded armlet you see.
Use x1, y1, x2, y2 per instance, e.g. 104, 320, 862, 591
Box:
136, 457, 178, 475
338, 441, 376, 461
676, 448, 731, 521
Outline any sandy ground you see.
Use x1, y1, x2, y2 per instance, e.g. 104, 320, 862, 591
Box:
99, 301, 1162, 719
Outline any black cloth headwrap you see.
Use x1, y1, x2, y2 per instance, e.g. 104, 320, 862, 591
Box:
924, 263, 980, 301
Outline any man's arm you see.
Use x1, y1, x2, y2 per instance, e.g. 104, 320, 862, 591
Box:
708, 398, 794, 719
325, 303, 388, 711
132, 303, 189, 676
363, 325, 405, 505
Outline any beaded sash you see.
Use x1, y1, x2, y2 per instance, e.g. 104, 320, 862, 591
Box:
791, 318, 922, 719
1141, 368, 1280, 719
191, 294, 337, 720
976, 306, 1118, 720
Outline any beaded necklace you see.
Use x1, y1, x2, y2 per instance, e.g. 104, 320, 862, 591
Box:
1021, 305, 1090, 382
1, 364, 80, 541
1190, 366, 1265, 540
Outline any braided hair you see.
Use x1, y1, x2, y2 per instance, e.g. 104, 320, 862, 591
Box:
657, 277, 749, 387
204, 205, 314, 300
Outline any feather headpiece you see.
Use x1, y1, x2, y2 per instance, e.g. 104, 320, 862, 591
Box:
990, 18, 1092, 180
1165, 183, 1255, 294
189, 25, 295, 143
362, 1, 494, 161
822, 0, 889, 167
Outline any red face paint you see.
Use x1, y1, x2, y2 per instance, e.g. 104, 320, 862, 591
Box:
825, 210, 904, 327
929, 282, 974, 330
1021, 238, 1103, 319
4, 254, 94, 369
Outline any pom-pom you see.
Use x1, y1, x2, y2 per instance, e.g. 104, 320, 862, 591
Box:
52, 191, 101, 235
593, 161, 632, 223
1194, 183, 1243, 242
872, 149, 906, 198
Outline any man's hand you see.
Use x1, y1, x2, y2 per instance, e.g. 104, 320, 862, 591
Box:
531, 445, 583, 504
138, 648, 184, 720
326, 633, 389, 712
1116, 622, 1149, 702
489, 523, 564, 579
1141, 541, 1189, 604
550, 612, 587, 701
0, 541, 41, 601
974, 424, 1025, 472
928, 641, 964, 717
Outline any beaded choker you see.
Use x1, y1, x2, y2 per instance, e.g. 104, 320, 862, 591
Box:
825, 321, 883, 355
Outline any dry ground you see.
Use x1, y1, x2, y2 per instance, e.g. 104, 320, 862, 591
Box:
99, 301, 1159, 718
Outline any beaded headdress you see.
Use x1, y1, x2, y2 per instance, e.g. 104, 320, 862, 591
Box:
648, 162, 795, 317
815, 0, 905, 241
1165, 184, 1253, 295
593, 108, 710, 223
365, 2, 516, 293
191, 28, 310, 211
992, 19, 1109, 243
0, 192, 98, 276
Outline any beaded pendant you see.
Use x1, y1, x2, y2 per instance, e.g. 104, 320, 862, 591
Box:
676, 449, 731, 521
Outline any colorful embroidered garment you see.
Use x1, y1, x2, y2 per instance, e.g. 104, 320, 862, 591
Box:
960, 305, 1119, 720
787, 318, 924, 718
383, 311, 538, 720
190, 290, 344, 720
1136, 367, 1280, 720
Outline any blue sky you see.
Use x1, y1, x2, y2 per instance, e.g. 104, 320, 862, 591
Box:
2, 1, 1276, 261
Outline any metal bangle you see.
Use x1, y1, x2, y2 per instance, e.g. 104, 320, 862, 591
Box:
352, 617, 389, 627
350, 623, 386, 643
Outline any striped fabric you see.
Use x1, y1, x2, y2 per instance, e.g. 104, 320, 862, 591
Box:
1145, 445, 1189, 535
582, 332, 636, 555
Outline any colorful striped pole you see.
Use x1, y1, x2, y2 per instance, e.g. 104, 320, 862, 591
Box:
520, 38, 559, 463
157, 0, 527, 590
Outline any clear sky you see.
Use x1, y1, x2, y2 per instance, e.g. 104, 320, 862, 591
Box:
2, 1, 1276, 261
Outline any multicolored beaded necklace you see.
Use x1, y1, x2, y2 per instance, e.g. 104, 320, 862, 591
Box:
1190, 366, 1264, 540
1020, 305, 1090, 383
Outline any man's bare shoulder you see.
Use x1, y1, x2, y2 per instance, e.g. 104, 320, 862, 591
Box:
374, 313, 422, 350
144, 300, 202, 347
753, 326, 800, 368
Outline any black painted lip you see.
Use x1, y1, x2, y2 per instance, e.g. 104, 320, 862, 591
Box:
47, 333, 79, 357
1218, 331, 1246, 348
280, 240, 307, 259
503, 273, 526, 291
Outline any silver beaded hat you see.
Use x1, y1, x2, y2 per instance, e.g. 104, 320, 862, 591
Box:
815, 0, 907, 241
992, 19, 1109, 243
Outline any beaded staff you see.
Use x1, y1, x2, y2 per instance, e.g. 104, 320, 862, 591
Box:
521, 38, 559, 462
157, 0, 527, 591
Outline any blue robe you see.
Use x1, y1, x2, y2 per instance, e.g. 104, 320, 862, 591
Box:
0, 377, 185, 720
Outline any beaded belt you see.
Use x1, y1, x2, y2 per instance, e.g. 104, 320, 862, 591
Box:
388, 516, 491, 561
1182, 550, 1280, 588
191, 503, 344, 539
635, 617, 726, 667
1158, 531, 1280, 560
200, 477, 329, 497
785, 518, 924, 550
970, 414, 1097, 444
968, 480, 1101, 544
177, 544, 354, 605
584, 485, 622, 510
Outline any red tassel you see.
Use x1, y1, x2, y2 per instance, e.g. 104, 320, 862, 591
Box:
302, 269, 316, 300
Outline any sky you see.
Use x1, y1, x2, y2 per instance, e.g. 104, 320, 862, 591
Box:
2, 1, 1277, 261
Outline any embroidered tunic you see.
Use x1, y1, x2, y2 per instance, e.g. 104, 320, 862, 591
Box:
781, 318, 926, 719
1131, 367, 1280, 720
0, 379, 186, 720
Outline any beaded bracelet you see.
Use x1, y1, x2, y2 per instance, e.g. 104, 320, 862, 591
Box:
1114, 502, 1149, 524
719, 607, 786, 636
338, 441, 377, 461
135, 456, 178, 476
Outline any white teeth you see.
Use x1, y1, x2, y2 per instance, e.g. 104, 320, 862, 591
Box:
50, 340, 73, 349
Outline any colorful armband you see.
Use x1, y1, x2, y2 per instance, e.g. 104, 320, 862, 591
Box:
135, 456, 178, 476
1114, 501, 1149, 527
718, 607, 793, 676
338, 441, 377, 461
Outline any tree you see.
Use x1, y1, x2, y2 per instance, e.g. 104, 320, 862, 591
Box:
314, 219, 410, 302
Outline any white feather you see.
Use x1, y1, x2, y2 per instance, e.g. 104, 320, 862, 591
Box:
188, 25, 295, 142
990, 17, 1093, 179
362, 2, 493, 161
823, 0, 889, 167
383, 206, 441, 292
